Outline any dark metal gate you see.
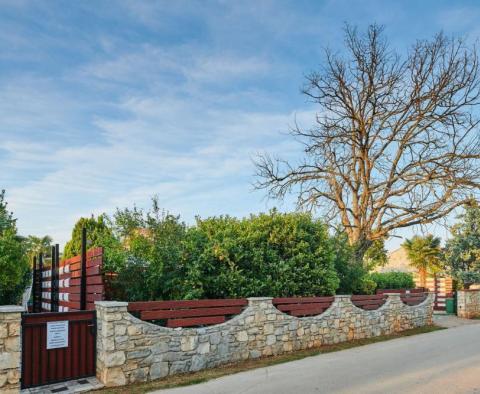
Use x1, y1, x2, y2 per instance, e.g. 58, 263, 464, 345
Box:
21, 311, 96, 389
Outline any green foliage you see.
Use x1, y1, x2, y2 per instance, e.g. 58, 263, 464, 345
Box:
368, 272, 415, 290
102, 206, 342, 300
402, 235, 443, 276
445, 202, 480, 288
102, 198, 187, 301
0, 190, 16, 235
178, 211, 339, 299
67, 201, 383, 300
330, 232, 372, 294
363, 240, 388, 271
0, 191, 30, 305
64, 215, 116, 259
24, 235, 53, 263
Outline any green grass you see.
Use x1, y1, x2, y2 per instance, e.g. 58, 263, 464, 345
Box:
96, 325, 444, 394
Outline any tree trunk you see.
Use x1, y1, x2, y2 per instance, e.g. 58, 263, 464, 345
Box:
352, 239, 374, 268
419, 267, 427, 288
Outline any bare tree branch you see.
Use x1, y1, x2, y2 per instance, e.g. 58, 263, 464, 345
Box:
255, 24, 480, 258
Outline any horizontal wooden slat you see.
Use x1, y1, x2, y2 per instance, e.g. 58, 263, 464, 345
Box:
63, 284, 104, 294
276, 302, 332, 312
352, 299, 386, 307
70, 258, 102, 272
71, 266, 101, 278
167, 316, 226, 328
351, 294, 386, 301
69, 293, 103, 302
70, 276, 103, 286
128, 298, 247, 312
58, 301, 81, 309
273, 297, 334, 305
141, 306, 243, 320
22, 310, 95, 324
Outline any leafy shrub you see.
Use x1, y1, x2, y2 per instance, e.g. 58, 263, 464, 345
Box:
0, 230, 30, 304
64, 215, 115, 259
69, 203, 359, 301
368, 271, 415, 290
177, 210, 340, 299
0, 191, 30, 305
331, 232, 373, 294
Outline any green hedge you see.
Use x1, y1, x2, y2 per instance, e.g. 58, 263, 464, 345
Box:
97, 209, 341, 300
368, 271, 415, 291
178, 211, 340, 299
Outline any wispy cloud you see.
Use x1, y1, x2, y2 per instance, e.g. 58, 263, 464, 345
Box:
2, 0, 480, 250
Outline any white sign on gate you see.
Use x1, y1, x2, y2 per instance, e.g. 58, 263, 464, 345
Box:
47, 320, 69, 349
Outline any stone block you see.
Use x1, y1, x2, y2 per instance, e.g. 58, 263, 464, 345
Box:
102, 367, 126, 387
105, 313, 123, 322
129, 367, 148, 383
150, 362, 169, 380
198, 342, 210, 354
7, 322, 20, 337
0, 372, 7, 387
0, 324, 8, 339
0, 352, 19, 369
180, 336, 197, 352
190, 355, 206, 371
266, 335, 276, 346
114, 325, 127, 336
210, 332, 221, 345
170, 361, 188, 374
236, 331, 248, 342
127, 349, 151, 360
105, 351, 126, 367
127, 325, 142, 336
6, 369, 19, 384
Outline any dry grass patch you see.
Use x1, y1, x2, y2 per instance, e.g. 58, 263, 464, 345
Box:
96, 325, 443, 393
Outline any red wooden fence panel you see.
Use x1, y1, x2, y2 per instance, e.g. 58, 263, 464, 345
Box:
400, 293, 428, 306
273, 296, 334, 317
40, 247, 105, 312
351, 294, 387, 310
128, 299, 248, 328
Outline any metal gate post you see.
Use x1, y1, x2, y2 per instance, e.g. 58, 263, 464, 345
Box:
80, 227, 87, 310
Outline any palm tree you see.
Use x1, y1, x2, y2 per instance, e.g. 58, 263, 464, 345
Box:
402, 235, 443, 288
25, 235, 53, 265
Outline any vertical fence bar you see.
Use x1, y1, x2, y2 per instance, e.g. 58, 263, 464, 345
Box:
38, 253, 44, 312
32, 256, 37, 313
55, 243, 60, 312
80, 227, 87, 310
51, 246, 55, 312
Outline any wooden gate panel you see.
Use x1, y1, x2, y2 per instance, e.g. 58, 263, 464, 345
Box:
21, 311, 96, 389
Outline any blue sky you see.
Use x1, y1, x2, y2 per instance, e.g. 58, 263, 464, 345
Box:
1, 0, 479, 249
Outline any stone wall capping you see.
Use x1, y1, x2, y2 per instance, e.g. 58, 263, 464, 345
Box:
247, 297, 273, 301
95, 301, 129, 308
0, 306, 25, 313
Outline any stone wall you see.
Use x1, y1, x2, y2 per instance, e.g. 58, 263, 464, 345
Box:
95, 294, 434, 387
0, 306, 23, 393
457, 290, 480, 318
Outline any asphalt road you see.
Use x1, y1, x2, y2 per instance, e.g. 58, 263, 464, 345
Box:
155, 322, 480, 394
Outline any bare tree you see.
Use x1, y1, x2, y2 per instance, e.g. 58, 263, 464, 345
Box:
255, 25, 480, 261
